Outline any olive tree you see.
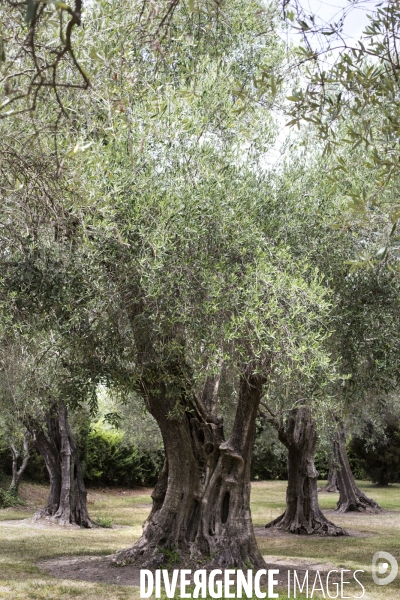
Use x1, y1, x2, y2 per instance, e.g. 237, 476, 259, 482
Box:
0, 328, 94, 526
258, 146, 400, 518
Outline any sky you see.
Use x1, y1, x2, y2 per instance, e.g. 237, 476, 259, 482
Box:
285, 0, 379, 48
301, 0, 376, 39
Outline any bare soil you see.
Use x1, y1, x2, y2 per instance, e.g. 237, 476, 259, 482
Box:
38, 555, 142, 586
37, 553, 346, 588
0, 518, 81, 529
255, 525, 373, 539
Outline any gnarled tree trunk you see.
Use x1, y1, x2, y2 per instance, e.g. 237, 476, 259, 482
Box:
319, 465, 339, 493
266, 407, 347, 536
334, 424, 381, 513
34, 402, 92, 527
9, 430, 31, 497
115, 367, 266, 569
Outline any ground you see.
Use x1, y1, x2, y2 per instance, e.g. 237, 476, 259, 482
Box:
0, 481, 400, 599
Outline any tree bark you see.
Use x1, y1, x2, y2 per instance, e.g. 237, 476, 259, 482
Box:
33, 402, 92, 527
114, 366, 266, 569
319, 466, 339, 493
9, 431, 31, 497
334, 425, 382, 513
265, 408, 347, 536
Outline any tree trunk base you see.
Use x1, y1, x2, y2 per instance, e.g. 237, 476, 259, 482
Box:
113, 536, 265, 570
31, 510, 84, 527
32, 506, 93, 528
319, 482, 339, 493
333, 424, 383, 514
318, 468, 339, 493
265, 511, 347, 536
114, 369, 266, 571
336, 490, 382, 514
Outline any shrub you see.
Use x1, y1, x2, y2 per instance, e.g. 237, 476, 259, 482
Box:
251, 423, 288, 480
349, 423, 400, 485
0, 488, 24, 508
346, 443, 368, 480
83, 428, 164, 487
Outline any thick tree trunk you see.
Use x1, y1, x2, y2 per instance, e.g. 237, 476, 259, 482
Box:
319, 466, 339, 493
9, 431, 31, 497
334, 425, 382, 513
34, 402, 92, 527
266, 408, 347, 536
115, 367, 265, 569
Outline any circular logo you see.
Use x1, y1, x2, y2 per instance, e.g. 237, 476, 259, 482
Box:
372, 551, 398, 586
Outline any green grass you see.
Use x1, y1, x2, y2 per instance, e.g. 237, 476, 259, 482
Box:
0, 480, 399, 599
252, 481, 400, 600
93, 516, 114, 529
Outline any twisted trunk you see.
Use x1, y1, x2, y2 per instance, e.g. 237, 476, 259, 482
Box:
115, 367, 265, 569
9, 431, 31, 496
34, 402, 92, 527
266, 408, 347, 536
334, 425, 382, 513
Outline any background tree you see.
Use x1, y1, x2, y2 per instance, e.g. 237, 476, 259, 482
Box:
0, 329, 94, 526
0, 415, 32, 501
255, 143, 400, 515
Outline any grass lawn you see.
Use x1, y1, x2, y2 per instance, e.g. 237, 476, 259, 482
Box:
0, 480, 399, 599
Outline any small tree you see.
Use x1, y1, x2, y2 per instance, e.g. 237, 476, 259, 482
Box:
9, 431, 32, 498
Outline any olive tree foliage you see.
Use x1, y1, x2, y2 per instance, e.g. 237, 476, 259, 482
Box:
67, 0, 338, 402
0, 0, 88, 118
259, 143, 400, 408
282, 0, 400, 269
0, 0, 236, 216
0, 0, 198, 118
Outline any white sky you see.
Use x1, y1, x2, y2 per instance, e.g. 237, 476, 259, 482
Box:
302, 0, 376, 38
285, 0, 379, 47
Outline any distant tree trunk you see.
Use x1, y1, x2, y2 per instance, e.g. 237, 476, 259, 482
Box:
377, 472, 390, 487
115, 365, 266, 569
9, 431, 31, 496
334, 424, 382, 513
34, 402, 92, 527
319, 465, 339, 493
266, 407, 347, 536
